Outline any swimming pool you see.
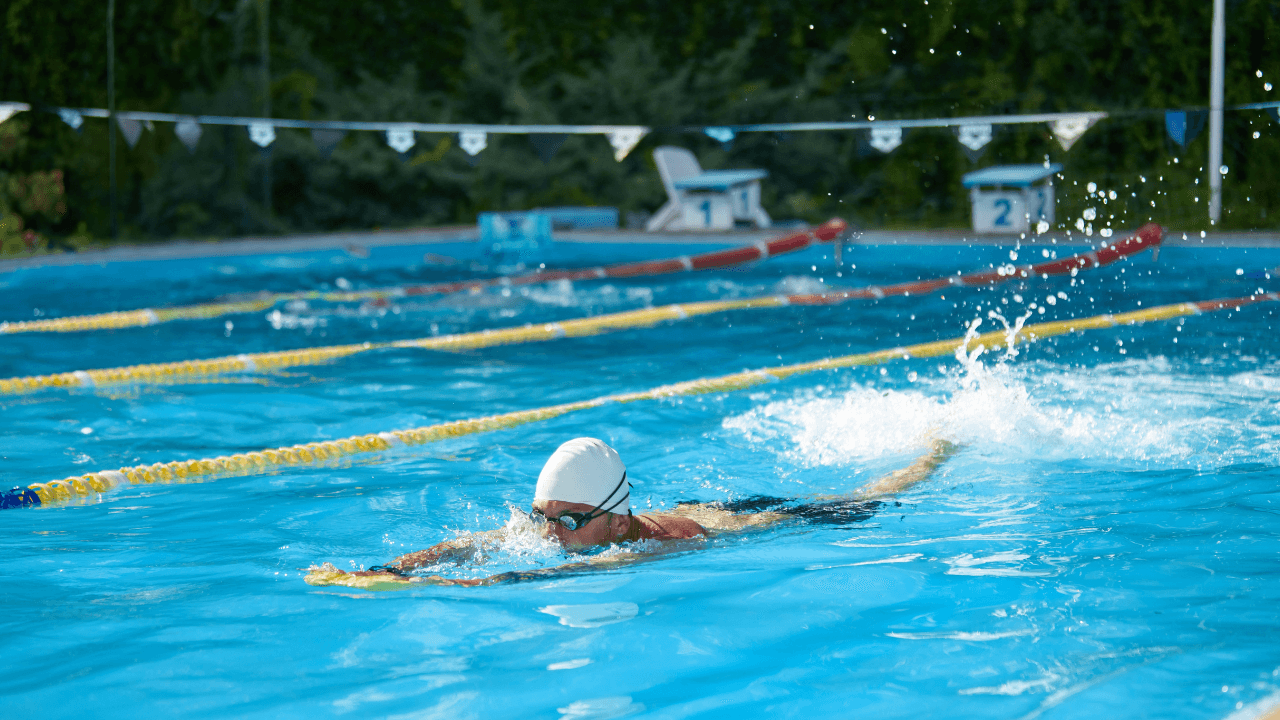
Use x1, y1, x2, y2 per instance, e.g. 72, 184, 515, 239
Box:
2, 232, 1278, 718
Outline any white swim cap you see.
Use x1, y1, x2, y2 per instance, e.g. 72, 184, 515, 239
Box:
535, 438, 629, 513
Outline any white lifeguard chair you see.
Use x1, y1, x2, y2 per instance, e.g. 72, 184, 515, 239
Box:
646, 146, 771, 231
962, 164, 1062, 233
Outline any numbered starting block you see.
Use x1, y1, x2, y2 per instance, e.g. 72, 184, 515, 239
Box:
478, 211, 553, 268
962, 164, 1062, 234
647, 146, 771, 231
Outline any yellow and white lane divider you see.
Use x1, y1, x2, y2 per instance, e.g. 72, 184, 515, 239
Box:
0, 298, 788, 394
12, 292, 1276, 510
0, 299, 280, 334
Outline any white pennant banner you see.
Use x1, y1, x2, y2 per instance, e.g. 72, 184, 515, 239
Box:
1050, 115, 1097, 151
248, 122, 276, 148
0, 102, 29, 125
386, 127, 415, 154
869, 126, 903, 153
459, 130, 487, 156
957, 123, 993, 151
174, 118, 202, 153
117, 118, 143, 148
607, 127, 647, 161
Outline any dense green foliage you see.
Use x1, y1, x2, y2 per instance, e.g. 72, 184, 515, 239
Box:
1, 0, 1278, 245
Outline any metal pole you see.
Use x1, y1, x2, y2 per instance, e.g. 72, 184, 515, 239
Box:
1208, 0, 1225, 225
258, 0, 271, 221
107, 0, 117, 239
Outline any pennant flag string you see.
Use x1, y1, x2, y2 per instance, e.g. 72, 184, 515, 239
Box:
5, 100, 1280, 163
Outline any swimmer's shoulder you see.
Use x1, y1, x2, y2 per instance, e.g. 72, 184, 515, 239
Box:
634, 512, 707, 540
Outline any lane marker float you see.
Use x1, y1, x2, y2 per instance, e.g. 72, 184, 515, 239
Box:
0, 224, 1162, 395
0, 220, 849, 335
6, 290, 1275, 511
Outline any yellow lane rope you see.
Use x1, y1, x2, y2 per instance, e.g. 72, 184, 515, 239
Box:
0, 297, 790, 394
21, 293, 1276, 509
0, 300, 281, 334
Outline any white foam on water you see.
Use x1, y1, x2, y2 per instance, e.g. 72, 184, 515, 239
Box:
538, 602, 639, 628
724, 320, 1280, 470
428, 508, 658, 579
557, 696, 644, 719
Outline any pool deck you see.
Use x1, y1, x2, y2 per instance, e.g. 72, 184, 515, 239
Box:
2, 225, 1278, 271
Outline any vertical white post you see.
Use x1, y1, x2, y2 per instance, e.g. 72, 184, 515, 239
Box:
1208, 0, 1225, 225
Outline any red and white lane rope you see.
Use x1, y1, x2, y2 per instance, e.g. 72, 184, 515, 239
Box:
0, 220, 850, 335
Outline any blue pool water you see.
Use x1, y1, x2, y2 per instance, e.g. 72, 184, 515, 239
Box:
1, 234, 1278, 719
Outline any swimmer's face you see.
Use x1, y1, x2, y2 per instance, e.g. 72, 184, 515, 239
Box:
530, 499, 627, 549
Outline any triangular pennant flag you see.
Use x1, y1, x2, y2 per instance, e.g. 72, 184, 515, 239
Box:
704, 126, 735, 148
1165, 111, 1188, 146
0, 102, 29, 125
117, 117, 143, 148
311, 128, 344, 159
607, 127, 646, 161
869, 126, 903, 153
955, 123, 993, 162
459, 130, 487, 157
386, 127, 415, 154
957, 123, 992, 151
248, 122, 276, 148
528, 133, 566, 163
58, 108, 84, 131
174, 118, 202, 153
1049, 115, 1098, 151
1163, 110, 1207, 147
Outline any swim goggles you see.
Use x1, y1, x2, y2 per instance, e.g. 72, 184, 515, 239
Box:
531, 472, 629, 531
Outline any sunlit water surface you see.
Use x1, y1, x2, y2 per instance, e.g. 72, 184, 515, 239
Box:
1, 236, 1278, 719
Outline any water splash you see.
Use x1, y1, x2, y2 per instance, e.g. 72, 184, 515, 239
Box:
724, 347, 1280, 471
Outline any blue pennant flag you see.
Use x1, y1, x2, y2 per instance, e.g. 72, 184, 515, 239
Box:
1165, 110, 1207, 147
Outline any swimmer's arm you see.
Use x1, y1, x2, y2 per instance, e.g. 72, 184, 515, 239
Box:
367, 530, 506, 574
471, 551, 652, 586
851, 437, 960, 499
305, 551, 651, 591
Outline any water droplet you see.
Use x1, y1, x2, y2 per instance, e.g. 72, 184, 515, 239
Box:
1086, 182, 1097, 193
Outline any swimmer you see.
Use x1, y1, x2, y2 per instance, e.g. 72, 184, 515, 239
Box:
305, 435, 958, 591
